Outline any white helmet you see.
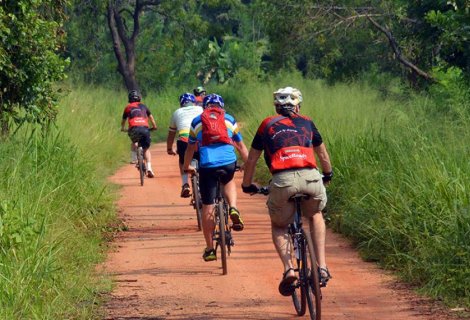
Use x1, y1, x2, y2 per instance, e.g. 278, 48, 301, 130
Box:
273, 86, 303, 106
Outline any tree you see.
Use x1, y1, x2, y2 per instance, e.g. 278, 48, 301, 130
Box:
0, 0, 69, 136
105, 0, 192, 91
255, 0, 469, 85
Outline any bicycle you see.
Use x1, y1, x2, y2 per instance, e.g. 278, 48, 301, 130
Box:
188, 159, 203, 231
212, 167, 239, 275
122, 128, 154, 186
257, 188, 322, 320
134, 142, 146, 186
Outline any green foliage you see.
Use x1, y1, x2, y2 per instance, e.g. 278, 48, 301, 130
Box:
0, 86, 129, 319
0, 0, 69, 135
254, 0, 470, 85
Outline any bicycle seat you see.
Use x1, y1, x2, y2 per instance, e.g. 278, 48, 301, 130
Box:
214, 169, 229, 177
289, 193, 310, 201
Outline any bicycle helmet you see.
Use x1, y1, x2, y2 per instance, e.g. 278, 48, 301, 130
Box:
193, 86, 206, 96
128, 90, 142, 102
273, 87, 302, 116
179, 93, 196, 107
203, 93, 225, 109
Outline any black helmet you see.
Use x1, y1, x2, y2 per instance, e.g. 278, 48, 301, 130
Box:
128, 90, 141, 102
193, 86, 206, 96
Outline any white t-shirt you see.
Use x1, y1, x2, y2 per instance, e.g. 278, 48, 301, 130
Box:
169, 104, 203, 141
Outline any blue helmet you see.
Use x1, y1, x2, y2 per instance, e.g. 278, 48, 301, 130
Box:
179, 93, 196, 107
203, 93, 225, 109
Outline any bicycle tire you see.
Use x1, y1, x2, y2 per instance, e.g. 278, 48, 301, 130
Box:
291, 256, 307, 316
303, 232, 322, 320
217, 201, 228, 275
138, 147, 144, 186
191, 174, 203, 231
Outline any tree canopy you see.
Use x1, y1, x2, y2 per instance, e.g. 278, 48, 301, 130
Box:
0, 0, 69, 135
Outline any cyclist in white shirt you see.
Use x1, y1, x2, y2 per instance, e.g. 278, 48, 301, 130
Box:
167, 93, 204, 197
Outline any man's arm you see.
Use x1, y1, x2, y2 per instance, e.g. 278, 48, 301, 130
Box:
183, 143, 197, 171
120, 119, 127, 131
242, 148, 262, 187
149, 115, 157, 130
166, 129, 177, 155
314, 143, 332, 174
233, 140, 249, 163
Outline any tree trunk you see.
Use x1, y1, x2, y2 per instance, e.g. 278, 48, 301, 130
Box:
106, 2, 139, 91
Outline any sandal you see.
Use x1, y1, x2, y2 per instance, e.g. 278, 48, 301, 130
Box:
318, 267, 332, 287
278, 268, 298, 296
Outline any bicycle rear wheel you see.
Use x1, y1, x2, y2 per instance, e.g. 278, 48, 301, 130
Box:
303, 232, 322, 320
217, 202, 228, 275
137, 147, 144, 186
191, 174, 203, 231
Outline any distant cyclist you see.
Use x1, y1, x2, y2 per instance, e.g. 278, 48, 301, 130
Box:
241, 86, 333, 294
166, 93, 203, 197
121, 90, 157, 178
183, 93, 249, 262
193, 86, 206, 107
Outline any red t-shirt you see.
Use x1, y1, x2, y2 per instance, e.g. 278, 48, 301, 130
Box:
122, 102, 151, 128
251, 114, 323, 173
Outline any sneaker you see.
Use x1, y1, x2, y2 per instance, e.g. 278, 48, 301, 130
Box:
229, 207, 244, 231
147, 170, 155, 178
180, 183, 190, 198
202, 248, 216, 262
318, 267, 332, 287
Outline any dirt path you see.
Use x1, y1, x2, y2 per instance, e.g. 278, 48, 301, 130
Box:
103, 143, 453, 320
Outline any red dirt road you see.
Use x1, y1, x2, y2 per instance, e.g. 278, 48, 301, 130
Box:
103, 143, 452, 320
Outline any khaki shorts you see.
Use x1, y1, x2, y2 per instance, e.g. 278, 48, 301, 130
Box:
267, 168, 327, 227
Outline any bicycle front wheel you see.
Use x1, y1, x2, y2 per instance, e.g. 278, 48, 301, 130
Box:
303, 232, 322, 320
217, 202, 227, 275
291, 255, 307, 316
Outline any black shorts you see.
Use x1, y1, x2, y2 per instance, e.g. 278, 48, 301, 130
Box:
176, 140, 199, 165
199, 162, 236, 205
128, 126, 151, 150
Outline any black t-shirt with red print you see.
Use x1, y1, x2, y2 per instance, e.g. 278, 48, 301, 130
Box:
251, 114, 323, 173
122, 102, 151, 128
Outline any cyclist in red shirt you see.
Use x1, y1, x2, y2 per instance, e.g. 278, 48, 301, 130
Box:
193, 86, 206, 107
242, 87, 333, 295
121, 90, 157, 178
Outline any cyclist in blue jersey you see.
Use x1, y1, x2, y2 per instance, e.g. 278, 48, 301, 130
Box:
183, 94, 249, 262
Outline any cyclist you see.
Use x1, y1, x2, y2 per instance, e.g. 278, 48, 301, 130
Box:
193, 86, 206, 107
183, 93, 249, 262
121, 90, 158, 178
166, 93, 203, 197
241, 86, 333, 295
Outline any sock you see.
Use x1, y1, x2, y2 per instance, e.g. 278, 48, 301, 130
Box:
131, 151, 137, 161
182, 173, 188, 185
147, 162, 152, 171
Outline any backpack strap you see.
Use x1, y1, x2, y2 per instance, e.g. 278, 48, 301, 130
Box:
263, 115, 286, 136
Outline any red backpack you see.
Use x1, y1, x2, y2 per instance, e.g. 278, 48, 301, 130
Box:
201, 107, 232, 146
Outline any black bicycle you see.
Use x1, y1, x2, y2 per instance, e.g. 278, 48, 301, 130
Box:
258, 188, 322, 320
212, 168, 236, 275
189, 160, 203, 231
135, 142, 146, 186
